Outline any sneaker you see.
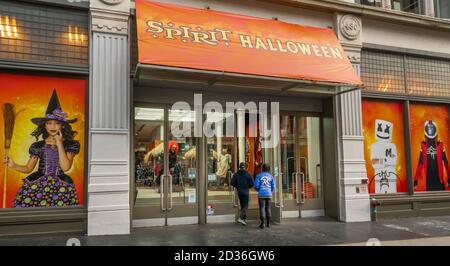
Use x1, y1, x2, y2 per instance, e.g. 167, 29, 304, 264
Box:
237, 218, 246, 226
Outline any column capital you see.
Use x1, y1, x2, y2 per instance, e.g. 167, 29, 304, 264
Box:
90, 0, 131, 35
334, 13, 362, 64
90, 0, 131, 14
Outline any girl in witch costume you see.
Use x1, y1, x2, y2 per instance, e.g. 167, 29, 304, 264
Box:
4, 90, 80, 208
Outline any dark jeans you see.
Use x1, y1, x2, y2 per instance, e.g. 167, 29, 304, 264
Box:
258, 198, 271, 222
238, 194, 249, 220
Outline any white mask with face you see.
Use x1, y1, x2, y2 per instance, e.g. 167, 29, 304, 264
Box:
424, 120, 437, 139
375, 119, 393, 143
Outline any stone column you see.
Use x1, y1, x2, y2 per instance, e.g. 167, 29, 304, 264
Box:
88, 0, 131, 235
334, 13, 370, 222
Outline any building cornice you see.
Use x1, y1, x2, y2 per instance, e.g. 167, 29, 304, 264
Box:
257, 0, 450, 32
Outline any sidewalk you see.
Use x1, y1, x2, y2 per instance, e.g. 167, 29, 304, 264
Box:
2, 215, 450, 246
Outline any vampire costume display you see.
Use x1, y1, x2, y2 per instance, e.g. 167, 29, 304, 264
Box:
414, 120, 450, 191
155, 141, 183, 188
13, 90, 80, 208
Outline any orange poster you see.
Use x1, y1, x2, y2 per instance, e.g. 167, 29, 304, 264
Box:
362, 100, 407, 194
410, 103, 450, 192
0, 73, 85, 208
136, 0, 361, 86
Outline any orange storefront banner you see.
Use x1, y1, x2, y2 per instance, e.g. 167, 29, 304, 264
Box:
136, 0, 362, 86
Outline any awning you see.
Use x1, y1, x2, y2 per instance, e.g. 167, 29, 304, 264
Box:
135, 0, 362, 93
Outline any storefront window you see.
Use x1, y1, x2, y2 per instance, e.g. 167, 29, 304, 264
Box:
362, 99, 408, 194
435, 0, 450, 19
206, 112, 235, 204
406, 57, 450, 97
134, 107, 165, 205
391, 0, 421, 14
410, 103, 450, 192
361, 50, 406, 94
280, 115, 322, 200
361, 50, 450, 97
360, 0, 382, 7
0, 73, 86, 208
168, 109, 197, 204
0, 0, 88, 65
134, 108, 198, 205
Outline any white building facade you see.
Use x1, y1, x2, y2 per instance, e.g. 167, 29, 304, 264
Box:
0, 0, 449, 236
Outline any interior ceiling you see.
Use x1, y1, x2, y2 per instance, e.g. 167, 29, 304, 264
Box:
134, 121, 160, 142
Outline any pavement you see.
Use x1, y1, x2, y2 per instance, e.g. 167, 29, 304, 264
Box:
2, 215, 450, 246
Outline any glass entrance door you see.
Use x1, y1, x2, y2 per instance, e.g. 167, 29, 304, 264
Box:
205, 111, 237, 221
280, 114, 323, 218
133, 106, 198, 226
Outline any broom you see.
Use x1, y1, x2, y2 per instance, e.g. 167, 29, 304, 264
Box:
3, 103, 17, 208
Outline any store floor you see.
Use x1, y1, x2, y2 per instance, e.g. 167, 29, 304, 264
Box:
3, 215, 450, 245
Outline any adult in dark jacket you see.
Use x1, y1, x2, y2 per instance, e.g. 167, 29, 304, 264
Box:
231, 162, 254, 225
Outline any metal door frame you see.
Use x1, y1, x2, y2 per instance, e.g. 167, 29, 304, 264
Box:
132, 103, 199, 226
279, 111, 324, 218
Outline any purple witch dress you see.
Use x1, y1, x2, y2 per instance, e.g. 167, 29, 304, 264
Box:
13, 140, 80, 208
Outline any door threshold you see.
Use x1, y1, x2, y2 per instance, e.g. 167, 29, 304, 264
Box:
282, 209, 325, 219
132, 216, 199, 228
300, 209, 325, 218
282, 211, 300, 218
207, 214, 236, 224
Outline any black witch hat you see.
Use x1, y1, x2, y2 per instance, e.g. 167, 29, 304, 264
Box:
31, 89, 77, 125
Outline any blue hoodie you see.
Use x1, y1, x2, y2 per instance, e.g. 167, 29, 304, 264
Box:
254, 172, 275, 198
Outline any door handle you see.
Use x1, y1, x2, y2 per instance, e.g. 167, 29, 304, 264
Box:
274, 173, 280, 207
300, 172, 306, 204
275, 173, 283, 208
279, 172, 284, 208
168, 175, 173, 211
160, 175, 166, 211
295, 172, 301, 204
291, 172, 297, 196
316, 164, 321, 198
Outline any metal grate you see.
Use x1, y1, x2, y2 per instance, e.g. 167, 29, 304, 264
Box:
406, 56, 450, 97
0, 0, 88, 66
361, 50, 406, 94
361, 49, 450, 98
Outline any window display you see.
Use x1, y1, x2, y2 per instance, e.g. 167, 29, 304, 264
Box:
410, 103, 450, 192
362, 100, 407, 194
0, 73, 86, 208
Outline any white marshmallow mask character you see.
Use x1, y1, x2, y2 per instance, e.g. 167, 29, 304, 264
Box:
371, 119, 398, 194
375, 119, 393, 142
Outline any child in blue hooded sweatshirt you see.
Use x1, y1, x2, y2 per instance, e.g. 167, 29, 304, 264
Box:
254, 163, 275, 229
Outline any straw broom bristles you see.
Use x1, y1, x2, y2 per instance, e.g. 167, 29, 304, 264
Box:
3, 103, 16, 149
2, 103, 17, 208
